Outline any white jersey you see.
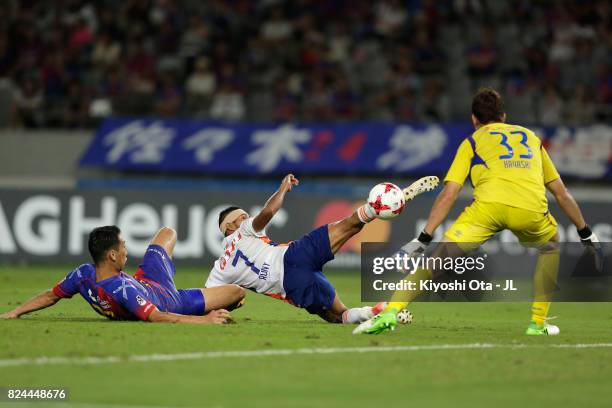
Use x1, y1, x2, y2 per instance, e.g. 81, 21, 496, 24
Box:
205, 217, 289, 297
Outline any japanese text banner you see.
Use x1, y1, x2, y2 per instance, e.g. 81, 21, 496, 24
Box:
79, 118, 612, 178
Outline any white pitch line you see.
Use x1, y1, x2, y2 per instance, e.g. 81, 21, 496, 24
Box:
1, 343, 612, 368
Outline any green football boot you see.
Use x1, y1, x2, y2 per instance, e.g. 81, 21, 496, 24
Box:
525, 320, 560, 336
353, 311, 398, 335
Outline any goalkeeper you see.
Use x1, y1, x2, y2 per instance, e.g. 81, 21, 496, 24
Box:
357, 88, 600, 336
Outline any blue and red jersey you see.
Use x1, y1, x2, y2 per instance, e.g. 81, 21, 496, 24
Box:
52, 245, 205, 321
53, 264, 158, 320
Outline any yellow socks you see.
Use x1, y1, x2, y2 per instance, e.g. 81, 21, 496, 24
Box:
530, 247, 559, 326
530, 301, 551, 326
383, 267, 433, 313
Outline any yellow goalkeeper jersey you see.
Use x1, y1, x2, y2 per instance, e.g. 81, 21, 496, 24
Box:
444, 122, 560, 213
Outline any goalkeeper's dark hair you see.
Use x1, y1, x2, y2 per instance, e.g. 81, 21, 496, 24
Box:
219, 206, 242, 227
88, 225, 121, 265
472, 87, 505, 124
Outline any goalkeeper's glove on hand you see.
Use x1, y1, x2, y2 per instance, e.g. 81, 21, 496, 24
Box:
578, 224, 604, 272
400, 230, 433, 257
394, 231, 432, 274
578, 224, 600, 248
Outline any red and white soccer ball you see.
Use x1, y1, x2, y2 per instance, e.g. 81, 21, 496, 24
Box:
367, 182, 405, 220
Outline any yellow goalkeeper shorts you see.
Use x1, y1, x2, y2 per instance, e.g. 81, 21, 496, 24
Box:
444, 200, 558, 246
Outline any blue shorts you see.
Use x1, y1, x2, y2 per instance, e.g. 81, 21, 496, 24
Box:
135, 245, 206, 315
282, 225, 336, 315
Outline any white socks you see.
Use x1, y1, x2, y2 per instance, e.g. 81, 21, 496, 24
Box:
357, 204, 376, 223
342, 306, 374, 324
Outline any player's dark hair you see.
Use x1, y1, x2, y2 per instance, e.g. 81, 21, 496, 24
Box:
88, 225, 121, 265
471, 87, 504, 124
218, 206, 242, 227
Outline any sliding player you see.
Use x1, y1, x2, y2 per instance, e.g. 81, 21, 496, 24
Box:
205, 173, 438, 324
1, 226, 244, 324
356, 88, 600, 335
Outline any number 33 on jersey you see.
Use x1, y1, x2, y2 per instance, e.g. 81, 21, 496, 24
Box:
444, 122, 560, 213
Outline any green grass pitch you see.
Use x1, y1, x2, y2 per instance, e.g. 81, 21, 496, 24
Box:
1, 266, 612, 408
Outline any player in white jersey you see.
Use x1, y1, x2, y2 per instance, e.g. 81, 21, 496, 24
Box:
205, 174, 437, 323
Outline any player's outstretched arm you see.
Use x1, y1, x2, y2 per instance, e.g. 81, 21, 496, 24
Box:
398, 181, 462, 257
423, 181, 462, 236
148, 308, 231, 324
546, 178, 600, 245
0, 289, 61, 319
252, 173, 299, 232
546, 178, 586, 230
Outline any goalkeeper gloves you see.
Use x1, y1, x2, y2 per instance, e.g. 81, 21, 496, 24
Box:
577, 224, 600, 248
400, 230, 433, 257
578, 224, 604, 272
394, 231, 433, 274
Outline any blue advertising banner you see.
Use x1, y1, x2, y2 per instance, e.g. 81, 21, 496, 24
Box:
79, 118, 612, 179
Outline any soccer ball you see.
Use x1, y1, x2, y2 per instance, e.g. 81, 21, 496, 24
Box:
367, 182, 405, 220
397, 309, 413, 324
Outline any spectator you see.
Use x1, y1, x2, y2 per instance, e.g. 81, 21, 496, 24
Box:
0, 0, 609, 126
412, 30, 444, 76
91, 32, 122, 69
327, 25, 352, 64
332, 76, 360, 120
100, 66, 128, 100
394, 88, 417, 122
274, 77, 299, 122
537, 85, 564, 126
13, 77, 44, 128
566, 85, 596, 125
261, 7, 293, 42
419, 79, 449, 122
179, 16, 209, 60
185, 56, 216, 116
155, 72, 182, 117
62, 79, 90, 128
302, 76, 333, 121
125, 38, 155, 80
41, 52, 69, 101
209, 82, 245, 121
467, 27, 499, 79
374, 0, 407, 36
67, 18, 94, 58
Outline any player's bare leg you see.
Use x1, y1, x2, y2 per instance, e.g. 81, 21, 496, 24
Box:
316, 295, 348, 323
327, 213, 365, 254
151, 226, 177, 258
201, 285, 246, 312
151, 227, 246, 313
